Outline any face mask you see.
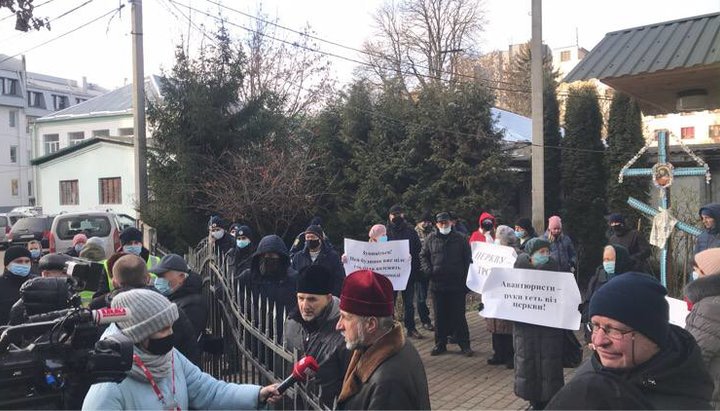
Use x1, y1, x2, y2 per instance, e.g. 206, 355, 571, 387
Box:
8, 263, 31, 277
145, 334, 174, 355
260, 258, 281, 276
481, 220, 494, 232
307, 239, 321, 250
378, 236, 388, 242
236, 239, 251, 249
154, 277, 172, 295
603, 261, 616, 275
30, 249, 41, 259
391, 216, 404, 225
123, 245, 142, 255
74, 244, 84, 253
439, 226, 451, 235
692, 271, 701, 281
515, 230, 525, 239
531, 253, 549, 267
211, 229, 225, 240
612, 225, 625, 234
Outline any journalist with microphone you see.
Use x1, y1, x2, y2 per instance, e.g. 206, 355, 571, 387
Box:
82, 288, 282, 410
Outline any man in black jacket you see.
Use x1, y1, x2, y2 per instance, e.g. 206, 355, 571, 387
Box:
420, 212, 473, 357
208, 215, 235, 255
290, 225, 344, 297
150, 254, 207, 339
0, 246, 35, 325
226, 224, 256, 278
607, 213, 651, 272
387, 204, 424, 339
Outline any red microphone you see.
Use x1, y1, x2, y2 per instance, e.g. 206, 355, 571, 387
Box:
92, 307, 131, 324
277, 356, 320, 393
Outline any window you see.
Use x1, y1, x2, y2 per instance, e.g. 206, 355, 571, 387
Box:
681, 127, 695, 139
10, 146, 17, 163
68, 131, 85, 146
92, 129, 110, 138
1, 78, 19, 96
59, 180, 79, 205
118, 127, 134, 136
27, 91, 46, 108
43, 134, 60, 154
560, 50, 571, 62
11, 179, 18, 197
55, 215, 111, 240
75, 98, 86, 104
99, 177, 122, 204
52, 94, 69, 111
8, 110, 16, 128
709, 125, 720, 140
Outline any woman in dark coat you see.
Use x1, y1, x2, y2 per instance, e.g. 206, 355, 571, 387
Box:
512, 238, 565, 410
486, 225, 519, 368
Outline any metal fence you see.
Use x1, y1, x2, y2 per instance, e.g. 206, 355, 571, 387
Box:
187, 239, 329, 410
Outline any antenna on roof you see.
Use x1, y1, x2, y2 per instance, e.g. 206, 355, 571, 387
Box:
575, 27, 579, 47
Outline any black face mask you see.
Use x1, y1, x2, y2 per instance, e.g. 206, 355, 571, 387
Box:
307, 239, 321, 250
260, 257, 282, 276
612, 225, 626, 235
145, 334, 174, 355
481, 220, 494, 231
391, 216, 404, 225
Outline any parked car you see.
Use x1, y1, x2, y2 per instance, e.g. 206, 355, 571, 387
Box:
50, 211, 124, 258
7, 215, 55, 249
0, 213, 25, 248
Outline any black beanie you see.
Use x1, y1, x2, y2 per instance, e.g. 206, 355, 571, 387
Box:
5, 246, 31, 266
589, 272, 669, 348
305, 225, 323, 239
119, 227, 143, 245
297, 265, 333, 295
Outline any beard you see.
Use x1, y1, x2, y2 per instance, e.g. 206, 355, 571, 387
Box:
345, 322, 367, 350
301, 312, 317, 322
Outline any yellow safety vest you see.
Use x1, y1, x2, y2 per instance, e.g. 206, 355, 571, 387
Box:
103, 254, 161, 292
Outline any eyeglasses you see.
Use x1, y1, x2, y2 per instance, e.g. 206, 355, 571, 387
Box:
586, 322, 634, 340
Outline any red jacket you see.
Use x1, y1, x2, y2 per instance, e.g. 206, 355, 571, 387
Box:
469, 212, 495, 243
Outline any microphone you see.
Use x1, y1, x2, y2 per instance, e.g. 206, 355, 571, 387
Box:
26, 307, 131, 325
277, 356, 320, 394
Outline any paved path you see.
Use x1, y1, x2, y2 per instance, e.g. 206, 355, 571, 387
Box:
408, 311, 587, 410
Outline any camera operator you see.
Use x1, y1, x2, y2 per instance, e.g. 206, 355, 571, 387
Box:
0, 246, 36, 324
89, 255, 201, 366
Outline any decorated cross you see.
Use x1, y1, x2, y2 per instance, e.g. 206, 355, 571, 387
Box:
618, 129, 711, 287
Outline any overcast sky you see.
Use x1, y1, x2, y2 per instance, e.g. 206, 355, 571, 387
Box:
0, 0, 717, 90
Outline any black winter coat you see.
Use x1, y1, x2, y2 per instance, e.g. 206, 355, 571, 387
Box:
168, 272, 207, 338
387, 221, 423, 279
225, 244, 255, 279
547, 325, 713, 410
696, 203, 720, 255
290, 242, 344, 297
608, 228, 651, 272
513, 255, 565, 403
420, 230, 472, 292
213, 231, 236, 256
0, 270, 35, 325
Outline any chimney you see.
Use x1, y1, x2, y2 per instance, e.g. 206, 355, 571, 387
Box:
82, 76, 87, 92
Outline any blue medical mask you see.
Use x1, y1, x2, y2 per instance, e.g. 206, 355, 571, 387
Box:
30, 249, 41, 259
378, 236, 388, 242
154, 277, 172, 295
531, 252, 549, 267
8, 263, 31, 277
74, 244, 84, 253
236, 239, 251, 249
603, 261, 616, 275
123, 245, 142, 255
515, 230, 525, 239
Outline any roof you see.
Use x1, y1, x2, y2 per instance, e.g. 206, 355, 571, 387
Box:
31, 137, 134, 165
37, 75, 164, 122
492, 108, 531, 142
564, 12, 720, 114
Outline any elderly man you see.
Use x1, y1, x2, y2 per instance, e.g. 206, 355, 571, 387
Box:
546, 272, 713, 409
283, 265, 349, 407
335, 270, 430, 410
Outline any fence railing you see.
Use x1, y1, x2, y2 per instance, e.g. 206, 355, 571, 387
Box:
187, 239, 329, 410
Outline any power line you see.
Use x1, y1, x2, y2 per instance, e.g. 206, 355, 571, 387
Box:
0, 0, 58, 23
0, 0, 96, 44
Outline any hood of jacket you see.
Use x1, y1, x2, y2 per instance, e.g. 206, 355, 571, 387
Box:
478, 212, 496, 226
685, 273, 720, 303
700, 203, 720, 234
250, 235, 290, 275
591, 325, 713, 406
608, 244, 632, 275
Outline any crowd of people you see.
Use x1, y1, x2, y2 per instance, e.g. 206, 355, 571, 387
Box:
0, 200, 719, 410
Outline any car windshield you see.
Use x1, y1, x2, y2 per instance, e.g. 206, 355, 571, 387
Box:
12, 217, 47, 232
9, 215, 22, 225
56, 216, 112, 240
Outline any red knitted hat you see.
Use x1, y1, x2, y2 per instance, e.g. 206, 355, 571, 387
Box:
340, 270, 394, 317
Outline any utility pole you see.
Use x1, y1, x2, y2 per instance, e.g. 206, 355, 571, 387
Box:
530, 0, 545, 232
131, 0, 148, 220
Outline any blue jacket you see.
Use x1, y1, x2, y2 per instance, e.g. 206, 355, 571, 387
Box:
82, 348, 260, 410
541, 232, 576, 272
695, 203, 720, 255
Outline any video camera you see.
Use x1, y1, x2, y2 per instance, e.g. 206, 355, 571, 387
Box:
0, 307, 133, 409
64, 257, 105, 293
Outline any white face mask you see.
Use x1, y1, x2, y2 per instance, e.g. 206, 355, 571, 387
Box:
211, 229, 225, 240
439, 226, 451, 235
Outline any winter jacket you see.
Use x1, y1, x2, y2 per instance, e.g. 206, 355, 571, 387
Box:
226, 244, 255, 279
64, 246, 80, 258
581, 244, 632, 329
0, 270, 36, 325
283, 297, 350, 407
290, 242, 344, 297
685, 273, 720, 409
420, 229, 472, 293
547, 325, 713, 410
387, 220, 423, 280
93, 247, 159, 298
696, 203, 720, 255
213, 231, 236, 256
82, 348, 261, 410
609, 227, 651, 272
168, 272, 207, 338
337, 323, 430, 410
542, 232, 576, 272
469, 212, 495, 243
513, 255, 565, 403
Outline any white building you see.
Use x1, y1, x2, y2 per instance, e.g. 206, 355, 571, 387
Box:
0, 54, 105, 211
31, 77, 163, 217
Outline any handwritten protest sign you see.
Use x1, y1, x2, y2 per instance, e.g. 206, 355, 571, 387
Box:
666, 296, 690, 328
480, 267, 581, 330
343, 239, 411, 290
466, 242, 517, 294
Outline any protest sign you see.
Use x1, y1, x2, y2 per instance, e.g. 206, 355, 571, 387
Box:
466, 242, 517, 293
480, 267, 581, 330
343, 239, 411, 290
666, 296, 690, 328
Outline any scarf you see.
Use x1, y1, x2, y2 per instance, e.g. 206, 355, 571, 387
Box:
128, 345, 173, 382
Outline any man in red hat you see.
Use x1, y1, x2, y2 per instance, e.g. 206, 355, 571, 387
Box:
335, 270, 430, 410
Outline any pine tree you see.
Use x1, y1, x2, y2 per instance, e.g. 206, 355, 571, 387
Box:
544, 73, 563, 219
605, 92, 648, 227
561, 84, 606, 284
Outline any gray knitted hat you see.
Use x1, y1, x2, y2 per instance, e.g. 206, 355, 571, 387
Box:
111, 289, 179, 343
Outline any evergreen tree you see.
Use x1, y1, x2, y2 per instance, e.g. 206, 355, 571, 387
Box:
561, 84, 606, 284
544, 74, 563, 219
605, 92, 648, 226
